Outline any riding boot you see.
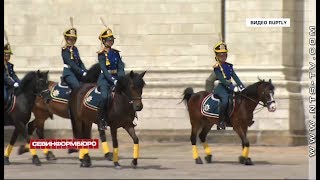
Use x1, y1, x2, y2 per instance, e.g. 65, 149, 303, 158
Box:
218, 105, 227, 130
97, 101, 108, 130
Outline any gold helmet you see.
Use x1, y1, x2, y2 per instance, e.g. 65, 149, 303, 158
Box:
4, 30, 13, 55
213, 42, 228, 53
99, 17, 115, 42
63, 17, 77, 39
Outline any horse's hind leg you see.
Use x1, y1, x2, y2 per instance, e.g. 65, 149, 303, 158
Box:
190, 120, 203, 164
34, 120, 57, 161
199, 124, 214, 163
4, 128, 20, 165
98, 129, 113, 161
234, 126, 253, 165
124, 126, 139, 169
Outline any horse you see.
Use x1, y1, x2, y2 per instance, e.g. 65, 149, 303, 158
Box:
182, 78, 276, 165
69, 70, 146, 168
17, 63, 113, 161
4, 70, 51, 166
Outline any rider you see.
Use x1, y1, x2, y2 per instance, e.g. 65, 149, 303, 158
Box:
96, 18, 125, 130
4, 33, 20, 105
61, 17, 87, 90
212, 41, 245, 130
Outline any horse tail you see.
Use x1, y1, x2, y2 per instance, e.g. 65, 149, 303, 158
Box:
182, 87, 194, 104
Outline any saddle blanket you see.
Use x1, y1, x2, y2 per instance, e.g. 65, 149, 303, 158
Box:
5, 94, 16, 113
83, 86, 102, 111
200, 93, 236, 118
50, 83, 71, 104
201, 94, 220, 118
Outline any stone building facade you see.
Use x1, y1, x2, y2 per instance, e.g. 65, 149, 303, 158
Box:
4, 0, 315, 145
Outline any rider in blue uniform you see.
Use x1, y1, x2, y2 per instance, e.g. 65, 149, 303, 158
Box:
96, 19, 125, 130
213, 41, 245, 129
4, 34, 20, 105
61, 17, 87, 90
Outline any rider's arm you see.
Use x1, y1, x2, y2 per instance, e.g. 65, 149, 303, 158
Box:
231, 67, 245, 88
11, 65, 21, 83
98, 54, 116, 84
116, 55, 125, 77
62, 48, 85, 76
74, 47, 87, 72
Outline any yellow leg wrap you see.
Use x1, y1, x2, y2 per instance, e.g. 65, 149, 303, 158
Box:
79, 149, 84, 159
133, 144, 139, 159
202, 142, 212, 155
113, 148, 119, 162
30, 149, 37, 156
101, 142, 110, 154
4, 144, 13, 157
82, 149, 89, 155
192, 145, 199, 159
43, 149, 49, 154
25, 143, 30, 149
242, 147, 249, 158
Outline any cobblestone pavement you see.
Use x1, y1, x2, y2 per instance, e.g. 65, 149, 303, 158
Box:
4, 142, 309, 179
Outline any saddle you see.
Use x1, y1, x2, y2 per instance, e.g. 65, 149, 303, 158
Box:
83, 86, 115, 111
49, 79, 71, 104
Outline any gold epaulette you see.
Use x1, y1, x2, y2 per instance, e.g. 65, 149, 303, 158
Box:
213, 63, 219, 68
96, 49, 105, 54
62, 45, 68, 50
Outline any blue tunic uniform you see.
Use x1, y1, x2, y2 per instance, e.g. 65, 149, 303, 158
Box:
4, 62, 20, 104
97, 48, 125, 102
61, 46, 87, 90
213, 61, 244, 108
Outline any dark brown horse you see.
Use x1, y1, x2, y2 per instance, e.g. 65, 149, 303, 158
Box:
182, 79, 276, 165
17, 63, 113, 161
69, 70, 146, 168
4, 70, 51, 166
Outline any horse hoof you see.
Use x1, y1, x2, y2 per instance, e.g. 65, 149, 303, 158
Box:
46, 151, 57, 161
80, 154, 91, 168
68, 148, 79, 154
244, 158, 254, 165
204, 155, 212, 163
131, 159, 138, 169
114, 162, 122, 169
32, 155, 42, 166
18, 145, 29, 155
104, 152, 113, 161
239, 156, 253, 165
195, 157, 203, 164
4, 156, 10, 165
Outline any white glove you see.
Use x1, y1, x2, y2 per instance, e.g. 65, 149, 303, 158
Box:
113, 80, 118, 86
233, 86, 239, 92
82, 72, 87, 77
13, 82, 19, 88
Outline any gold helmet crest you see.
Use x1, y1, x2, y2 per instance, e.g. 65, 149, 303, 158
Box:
99, 17, 115, 41
213, 42, 228, 53
4, 30, 13, 54
63, 17, 77, 38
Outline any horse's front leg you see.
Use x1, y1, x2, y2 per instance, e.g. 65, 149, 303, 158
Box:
110, 127, 121, 168
124, 126, 139, 169
98, 129, 113, 161
234, 125, 253, 165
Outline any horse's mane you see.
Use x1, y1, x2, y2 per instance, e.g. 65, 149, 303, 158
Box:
84, 63, 100, 83
15, 71, 37, 95
242, 78, 275, 97
115, 71, 146, 93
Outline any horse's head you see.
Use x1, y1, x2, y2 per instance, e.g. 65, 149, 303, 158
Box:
35, 70, 51, 103
256, 79, 276, 112
116, 70, 146, 111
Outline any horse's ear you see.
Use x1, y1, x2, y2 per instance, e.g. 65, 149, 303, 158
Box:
269, 79, 272, 84
130, 70, 134, 78
140, 71, 146, 78
37, 70, 41, 76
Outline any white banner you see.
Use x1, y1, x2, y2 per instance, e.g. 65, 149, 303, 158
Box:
246, 18, 290, 27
